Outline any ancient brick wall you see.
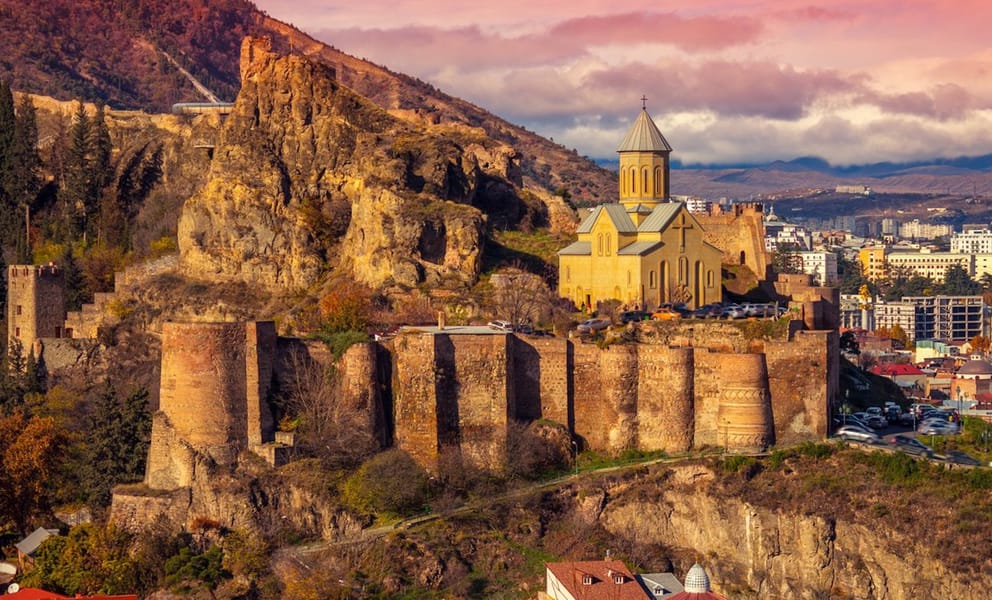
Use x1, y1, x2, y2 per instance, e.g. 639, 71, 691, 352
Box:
636, 346, 694, 452
157, 322, 277, 467
446, 335, 513, 470
6, 264, 65, 352
336, 342, 387, 448
692, 350, 725, 447
510, 336, 570, 427
571, 343, 612, 450
696, 203, 769, 277
714, 353, 774, 451
765, 330, 837, 443
391, 334, 441, 470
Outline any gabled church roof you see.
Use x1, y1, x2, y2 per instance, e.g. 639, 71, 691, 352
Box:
638, 202, 683, 232
577, 204, 638, 234
558, 241, 592, 255
617, 108, 672, 153
617, 241, 663, 255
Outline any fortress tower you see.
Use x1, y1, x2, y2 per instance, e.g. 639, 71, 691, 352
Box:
6, 264, 66, 355
146, 321, 278, 489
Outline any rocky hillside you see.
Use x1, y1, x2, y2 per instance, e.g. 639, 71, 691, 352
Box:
177, 38, 574, 291
0, 0, 614, 206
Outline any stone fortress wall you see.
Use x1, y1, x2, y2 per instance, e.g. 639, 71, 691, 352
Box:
389, 327, 836, 471
696, 202, 769, 279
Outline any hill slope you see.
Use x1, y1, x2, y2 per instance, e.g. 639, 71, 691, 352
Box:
0, 0, 614, 206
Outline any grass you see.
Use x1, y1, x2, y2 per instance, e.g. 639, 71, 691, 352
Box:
577, 448, 668, 472
482, 229, 573, 275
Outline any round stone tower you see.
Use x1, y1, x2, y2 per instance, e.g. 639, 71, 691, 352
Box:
158, 321, 275, 466
716, 353, 774, 452
637, 345, 694, 452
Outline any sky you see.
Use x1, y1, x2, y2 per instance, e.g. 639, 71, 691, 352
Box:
253, 0, 992, 167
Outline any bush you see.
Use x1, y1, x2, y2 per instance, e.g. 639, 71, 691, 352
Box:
341, 449, 429, 519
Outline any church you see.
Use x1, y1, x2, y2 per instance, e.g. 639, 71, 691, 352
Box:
558, 105, 723, 311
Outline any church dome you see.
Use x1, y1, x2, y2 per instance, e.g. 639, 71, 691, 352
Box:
617, 108, 672, 153
684, 563, 711, 593
957, 359, 992, 376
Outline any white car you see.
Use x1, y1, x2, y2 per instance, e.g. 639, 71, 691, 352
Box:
837, 424, 879, 444
487, 320, 513, 332
918, 421, 959, 436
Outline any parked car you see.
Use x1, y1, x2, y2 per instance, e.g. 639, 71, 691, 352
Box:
853, 411, 886, 429
692, 303, 723, 319
619, 310, 652, 324
945, 450, 982, 466
837, 424, 880, 444
885, 406, 902, 423
887, 434, 934, 458
651, 308, 681, 321
487, 320, 514, 332
720, 304, 746, 319
577, 318, 611, 334
899, 412, 916, 426
834, 415, 872, 430
918, 421, 959, 436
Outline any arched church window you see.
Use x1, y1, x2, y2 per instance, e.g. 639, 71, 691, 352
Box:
707, 269, 714, 287
597, 234, 603, 256
642, 168, 648, 194
566, 266, 571, 283
606, 233, 612, 256
649, 270, 656, 288
654, 166, 662, 194
679, 257, 689, 284
627, 270, 631, 285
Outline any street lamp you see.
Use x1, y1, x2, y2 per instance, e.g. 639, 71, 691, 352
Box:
571, 440, 579, 476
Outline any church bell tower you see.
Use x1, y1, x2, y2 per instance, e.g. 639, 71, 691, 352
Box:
617, 97, 672, 215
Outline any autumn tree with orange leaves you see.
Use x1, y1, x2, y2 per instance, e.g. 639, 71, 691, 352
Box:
0, 412, 66, 533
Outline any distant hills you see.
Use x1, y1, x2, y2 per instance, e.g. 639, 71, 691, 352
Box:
0, 0, 615, 205
596, 154, 992, 199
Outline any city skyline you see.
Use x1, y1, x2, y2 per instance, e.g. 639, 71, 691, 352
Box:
254, 0, 992, 166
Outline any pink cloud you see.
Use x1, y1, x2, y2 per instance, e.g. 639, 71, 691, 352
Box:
858, 84, 981, 120
548, 12, 762, 52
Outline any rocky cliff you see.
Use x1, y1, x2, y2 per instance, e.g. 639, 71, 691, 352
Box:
178, 38, 570, 291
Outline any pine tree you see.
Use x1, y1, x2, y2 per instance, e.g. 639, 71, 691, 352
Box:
61, 102, 91, 242
85, 384, 150, 505
0, 81, 16, 240
7, 95, 41, 252
59, 248, 86, 312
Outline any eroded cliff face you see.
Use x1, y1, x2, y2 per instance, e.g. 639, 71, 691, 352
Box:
596, 465, 988, 600
178, 37, 558, 290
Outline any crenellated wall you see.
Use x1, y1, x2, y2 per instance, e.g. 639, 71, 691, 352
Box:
697, 203, 769, 278
390, 328, 834, 471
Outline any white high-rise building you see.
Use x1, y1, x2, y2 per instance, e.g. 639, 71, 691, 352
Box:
951, 229, 992, 254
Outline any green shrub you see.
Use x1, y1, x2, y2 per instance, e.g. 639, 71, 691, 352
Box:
342, 449, 430, 519
796, 442, 834, 459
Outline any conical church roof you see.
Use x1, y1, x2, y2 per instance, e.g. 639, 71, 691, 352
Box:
617, 108, 672, 153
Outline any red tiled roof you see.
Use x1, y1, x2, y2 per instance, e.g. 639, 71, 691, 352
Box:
546, 560, 650, 600
5, 589, 138, 600
871, 363, 924, 377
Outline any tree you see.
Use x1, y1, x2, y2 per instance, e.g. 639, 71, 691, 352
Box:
770, 243, 803, 276
970, 335, 991, 354
938, 263, 979, 296
341, 449, 429, 517
0, 412, 66, 533
61, 103, 92, 241
85, 384, 151, 506
486, 266, 556, 326
282, 349, 377, 467
5, 95, 41, 247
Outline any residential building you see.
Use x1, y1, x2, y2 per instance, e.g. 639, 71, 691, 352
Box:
886, 249, 972, 282
870, 363, 927, 396
880, 217, 899, 237
796, 251, 838, 286
973, 254, 992, 280
764, 207, 812, 251
951, 229, 992, 254
543, 560, 651, 600
898, 219, 953, 240
874, 295, 985, 342
859, 245, 888, 281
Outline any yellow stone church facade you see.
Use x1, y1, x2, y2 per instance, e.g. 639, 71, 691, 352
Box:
558, 107, 723, 310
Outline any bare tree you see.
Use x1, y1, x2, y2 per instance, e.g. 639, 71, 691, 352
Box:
487, 267, 556, 326
283, 349, 377, 467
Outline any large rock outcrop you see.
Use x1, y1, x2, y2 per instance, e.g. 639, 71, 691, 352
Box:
178, 37, 552, 290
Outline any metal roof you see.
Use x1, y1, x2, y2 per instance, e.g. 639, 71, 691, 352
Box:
638, 202, 683, 232
617, 109, 672, 153
618, 241, 663, 255
15, 528, 59, 556
577, 205, 638, 234
558, 241, 592, 255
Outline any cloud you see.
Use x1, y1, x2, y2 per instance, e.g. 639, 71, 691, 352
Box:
313, 11, 763, 77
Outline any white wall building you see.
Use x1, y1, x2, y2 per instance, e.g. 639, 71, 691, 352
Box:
796, 251, 838, 286
898, 220, 953, 240
951, 229, 992, 254
886, 250, 973, 282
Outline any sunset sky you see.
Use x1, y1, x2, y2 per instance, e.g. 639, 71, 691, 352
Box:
253, 0, 992, 166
